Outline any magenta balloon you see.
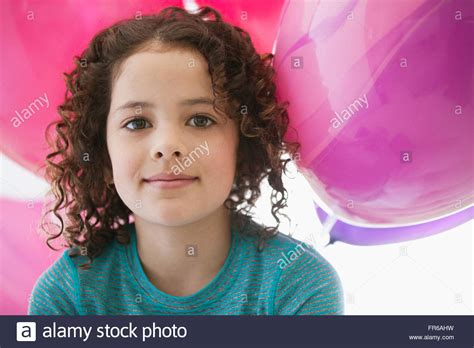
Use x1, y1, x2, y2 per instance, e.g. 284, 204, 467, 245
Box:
316, 206, 474, 246
275, 0, 474, 226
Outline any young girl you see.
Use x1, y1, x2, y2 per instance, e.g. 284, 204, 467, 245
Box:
28, 6, 344, 315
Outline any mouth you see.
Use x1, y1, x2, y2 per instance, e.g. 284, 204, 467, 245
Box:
143, 177, 198, 189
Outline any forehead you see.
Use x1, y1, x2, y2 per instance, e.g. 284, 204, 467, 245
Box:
110, 47, 213, 106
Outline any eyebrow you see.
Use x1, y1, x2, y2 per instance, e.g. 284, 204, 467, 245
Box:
114, 97, 215, 113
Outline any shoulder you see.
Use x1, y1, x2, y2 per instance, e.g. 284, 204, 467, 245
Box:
266, 233, 344, 315
29, 235, 128, 315
28, 249, 80, 315
235, 221, 344, 315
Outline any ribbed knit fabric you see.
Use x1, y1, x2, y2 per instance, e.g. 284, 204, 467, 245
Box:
28, 222, 344, 315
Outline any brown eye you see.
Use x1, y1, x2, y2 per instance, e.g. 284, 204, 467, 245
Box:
188, 114, 215, 128
124, 118, 150, 130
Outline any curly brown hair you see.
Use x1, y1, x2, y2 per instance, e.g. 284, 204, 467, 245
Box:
41, 6, 300, 269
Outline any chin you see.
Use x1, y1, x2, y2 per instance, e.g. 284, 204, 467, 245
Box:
145, 210, 200, 227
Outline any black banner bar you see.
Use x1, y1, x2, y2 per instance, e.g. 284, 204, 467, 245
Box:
2, 315, 473, 347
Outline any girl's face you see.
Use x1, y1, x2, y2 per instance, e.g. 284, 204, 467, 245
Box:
106, 46, 239, 226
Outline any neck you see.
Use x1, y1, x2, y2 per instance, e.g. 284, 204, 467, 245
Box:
133, 207, 232, 296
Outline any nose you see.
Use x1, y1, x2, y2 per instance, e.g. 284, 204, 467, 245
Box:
149, 126, 187, 162
154, 149, 182, 160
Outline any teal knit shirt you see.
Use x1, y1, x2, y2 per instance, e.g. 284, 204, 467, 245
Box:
28, 222, 344, 315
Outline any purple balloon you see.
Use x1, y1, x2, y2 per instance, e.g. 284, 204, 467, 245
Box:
316, 205, 474, 246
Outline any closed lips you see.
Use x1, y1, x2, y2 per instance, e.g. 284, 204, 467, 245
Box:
144, 174, 197, 181
152, 178, 195, 181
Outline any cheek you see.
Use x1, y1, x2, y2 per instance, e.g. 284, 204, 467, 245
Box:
107, 137, 142, 181
108, 141, 144, 208
203, 140, 238, 186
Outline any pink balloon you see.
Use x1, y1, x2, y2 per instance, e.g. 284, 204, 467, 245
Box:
1, 0, 183, 174
275, 0, 474, 226
0, 0, 282, 175
0, 198, 59, 314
